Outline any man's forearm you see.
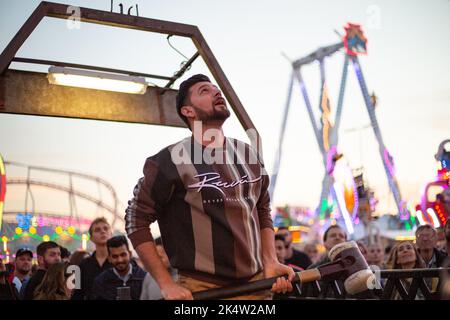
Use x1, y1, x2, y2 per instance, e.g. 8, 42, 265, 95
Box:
135, 241, 175, 287
260, 228, 278, 266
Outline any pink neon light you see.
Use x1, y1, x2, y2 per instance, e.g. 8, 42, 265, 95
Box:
326, 146, 338, 174
19, 213, 92, 228
36, 215, 92, 228
383, 148, 396, 178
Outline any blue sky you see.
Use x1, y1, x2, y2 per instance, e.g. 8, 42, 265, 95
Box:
1, 0, 449, 228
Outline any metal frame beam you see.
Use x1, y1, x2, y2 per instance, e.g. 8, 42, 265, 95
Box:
0, 1, 259, 143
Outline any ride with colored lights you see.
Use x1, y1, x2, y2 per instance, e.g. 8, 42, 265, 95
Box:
415, 139, 450, 228
269, 23, 416, 237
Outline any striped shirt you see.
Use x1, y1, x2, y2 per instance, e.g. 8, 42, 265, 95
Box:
125, 136, 273, 284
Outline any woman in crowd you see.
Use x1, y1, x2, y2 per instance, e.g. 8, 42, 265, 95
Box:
367, 242, 386, 268
386, 241, 426, 300
34, 262, 70, 300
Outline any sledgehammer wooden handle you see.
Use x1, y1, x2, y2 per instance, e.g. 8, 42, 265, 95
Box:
297, 268, 321, 282
192, 269, 322, 300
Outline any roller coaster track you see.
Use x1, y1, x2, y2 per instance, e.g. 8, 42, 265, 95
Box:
4, 161, 124, 228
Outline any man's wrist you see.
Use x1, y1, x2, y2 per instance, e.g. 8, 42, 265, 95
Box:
263, 256, 280, 266
157, 274, 177, 288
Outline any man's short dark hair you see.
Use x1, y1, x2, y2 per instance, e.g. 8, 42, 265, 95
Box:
277, 226, 289, 232
323, 225, 346, 242
415, 224, 436, 236
60, 246, 71, 259
36, 241, 59, 257
176, 74, 211, 128
275, 234, 285, 242
106, 235, 129, 253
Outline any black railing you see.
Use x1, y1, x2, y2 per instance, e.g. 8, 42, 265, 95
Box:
275, 268, 450, 300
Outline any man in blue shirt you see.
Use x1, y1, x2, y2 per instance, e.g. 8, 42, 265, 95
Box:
92, 235, 146, 300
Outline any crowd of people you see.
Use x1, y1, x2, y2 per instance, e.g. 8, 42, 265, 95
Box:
275, 222, 450, 271
0, 217, 173, 300
274, 220, 450, 299
1, 216, 449, 300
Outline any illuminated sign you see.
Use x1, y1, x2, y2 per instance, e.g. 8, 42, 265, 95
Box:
15, 212, 92, 230
343, 23, 368, 56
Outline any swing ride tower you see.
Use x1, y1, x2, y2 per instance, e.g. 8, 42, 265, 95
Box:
269, 23, 410, 235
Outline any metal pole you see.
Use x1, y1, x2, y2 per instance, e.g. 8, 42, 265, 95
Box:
330, 55, 349, 146
269, 73, 294, 200
317, 58, 334, 220
350, 56, 404, 215
293, 69, 324, 154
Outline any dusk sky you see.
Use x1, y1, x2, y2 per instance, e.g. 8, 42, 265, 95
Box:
1, 0, 449, 234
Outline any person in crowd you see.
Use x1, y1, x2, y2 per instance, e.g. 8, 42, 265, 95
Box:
69, 250, 90, 266
308, 225, 347, 269
365, 241, 387, 288
34, 262, 71, 300
68, 250, 90, 267
385, 245, 393, 259
276, 226, 311, 270
415, 224, 447, 268
385, 241, 424, 270
274, 234, 287, 264
444, 219, 450, 257
60, 246, 71, 263
386, 241, 426, 299
367, 242, 385, 268
141, 237, 178, 300
22, 241, 61, 300
303, 242, 320, 265
275, 234, 302, 272
441, 254, 450, 300
0, 257, 19, 300
5, 262, 15, 284
436, 227, 446, 251
12, 248, 33, 292
71, 217, 113, 300
92, 235, 146, 300
442, 219, 450, 296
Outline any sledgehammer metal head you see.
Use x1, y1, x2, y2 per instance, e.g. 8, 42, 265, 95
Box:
296, 240, 375, 295
326, 240, 375, 294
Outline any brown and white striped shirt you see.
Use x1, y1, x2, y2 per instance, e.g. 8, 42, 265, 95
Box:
125, 136, 273, 284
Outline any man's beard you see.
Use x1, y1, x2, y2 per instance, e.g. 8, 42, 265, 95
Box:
194, 105, 230, 122
17, 267, 30, 275
43, 260, 51, 270
115, 263, 129, 272
115, 263, 130, 277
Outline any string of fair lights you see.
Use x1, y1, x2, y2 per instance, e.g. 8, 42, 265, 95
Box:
1, 225, 89, 263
